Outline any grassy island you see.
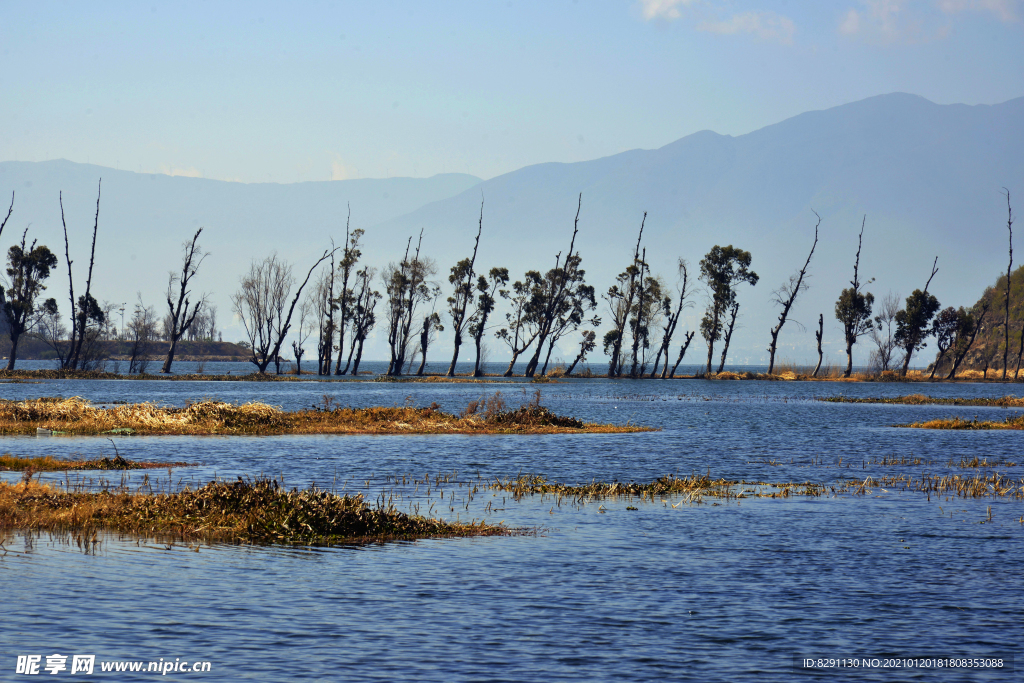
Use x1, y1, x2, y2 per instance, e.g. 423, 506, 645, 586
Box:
0, 394, 652, 436
899, 415, 1024, 431
0, 477, 507, 545
0, 453, 191, 472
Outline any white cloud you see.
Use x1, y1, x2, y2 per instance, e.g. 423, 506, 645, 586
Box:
839, 0, 1020, 41
937, 0, 1021, 22
697, 10, 796, 43
638, 0, 700, 21
839, 8, 862, 33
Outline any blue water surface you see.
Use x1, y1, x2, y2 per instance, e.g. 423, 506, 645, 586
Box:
1, 375, 1021, 681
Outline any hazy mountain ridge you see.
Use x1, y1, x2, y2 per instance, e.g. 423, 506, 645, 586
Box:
374, 93, 1024, 366
1, 92, 1021, 368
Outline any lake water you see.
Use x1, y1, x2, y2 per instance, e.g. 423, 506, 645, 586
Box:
2, 375, 1022, 681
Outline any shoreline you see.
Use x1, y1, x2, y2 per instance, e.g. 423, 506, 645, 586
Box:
2, 368, 1022, 384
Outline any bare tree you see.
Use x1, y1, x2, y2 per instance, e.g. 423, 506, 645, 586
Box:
1014, 323, 1024, 380
1002, 188, 1013, 379
232, 251, 333, 374
446, 199, 483, 376
812, 314, 824, 377
605, 213, 645, 377
57, 183, 105, 370
767, 213, 819, 374
868, 292, 902, 371
718, 300, 741, 373
651, 259, 692, 378
291, 296, 313, 375
665, 330, 694, 378
161, 228, 208, 373
0, 191, 13, 242
835, 217, 875, 377
2, 229, 58, 369
126, 296, 157, 374
308, 265, 335, 374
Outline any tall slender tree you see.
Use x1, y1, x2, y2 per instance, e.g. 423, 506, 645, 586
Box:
469, 267, 508, 377
946, 304, 989, 379
604, 214, 645, 377
812, 314, 824, 377
651, 259, 692, 379
767, 213, 819, 374
1002, 188, 1013, 379
0, 191, 13, 243
522, 195, 594, 378
383, 232, 435, 375
895, 257, 940, 376
2, 229, 58, 369
334, 209, 364, 375
835, 217, 875, 378
699, 245, 758, 374
161, 228, 208, 373
446, 199, 483, 376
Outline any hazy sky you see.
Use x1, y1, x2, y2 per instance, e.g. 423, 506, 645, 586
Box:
3, 1, 1022, 183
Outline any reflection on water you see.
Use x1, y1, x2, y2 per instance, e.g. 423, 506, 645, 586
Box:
2, 377, 1022, 681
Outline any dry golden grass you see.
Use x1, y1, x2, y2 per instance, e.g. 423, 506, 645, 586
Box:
0, 453, 190, 472
0, 477, 508, 545
900, 414, 1024, 431
0, 395, 652, 436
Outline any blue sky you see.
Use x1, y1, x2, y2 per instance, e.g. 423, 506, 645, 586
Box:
2, 1, 1022, 183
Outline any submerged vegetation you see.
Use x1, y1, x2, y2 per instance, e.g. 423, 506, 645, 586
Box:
823, 393, 1024, 406
0, 391, 651, 436
491, 471, 1024, 505
0, 477, 508, 545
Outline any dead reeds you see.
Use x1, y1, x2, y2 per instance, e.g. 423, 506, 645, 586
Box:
0, 476, 509, 545
0, 453, 191, 472
899, 414, 1024, 430
0, 394, 651, 436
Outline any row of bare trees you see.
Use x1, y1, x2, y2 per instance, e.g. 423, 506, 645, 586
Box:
1, 182, 1016, 378
0, 182, 223, 373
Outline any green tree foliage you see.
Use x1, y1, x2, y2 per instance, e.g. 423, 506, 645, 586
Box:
699, 245, 758, 374
894, 288, 941, 375
834, 218, 874, 377
2, 230, 59, 369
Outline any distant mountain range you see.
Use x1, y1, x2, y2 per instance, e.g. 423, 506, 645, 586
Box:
1, 92, 1021, 367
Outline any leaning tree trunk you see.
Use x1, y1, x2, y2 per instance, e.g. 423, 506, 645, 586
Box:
668, 331, 695, 379
813, 314, 824, 378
